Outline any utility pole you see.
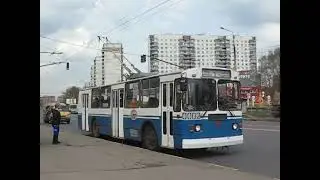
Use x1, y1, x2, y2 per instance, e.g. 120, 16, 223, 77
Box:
120, 44, 124, 82
220, 26, 237, 71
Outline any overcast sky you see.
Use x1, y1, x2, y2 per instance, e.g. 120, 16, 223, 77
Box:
40, 0, 280, 96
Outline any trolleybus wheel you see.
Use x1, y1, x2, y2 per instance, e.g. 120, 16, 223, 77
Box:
91, 121, 100, 138
142, 125, 159, 151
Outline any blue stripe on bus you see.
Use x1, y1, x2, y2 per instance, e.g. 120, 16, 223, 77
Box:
90, 116, 113, 136
77, 113, 242, 149
123, 117, 162, 144
78, 114, 162, 145
172, 118, 242, 149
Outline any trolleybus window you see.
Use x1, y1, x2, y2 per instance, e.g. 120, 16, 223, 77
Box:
217, 80, 241, 111
125, 81, 141, 108
180, 79, 217, 111
91, 86, 111, 108
91, 88, 102, 108
101, 86, 111, 108
141, 77, 160, 108
173, 78, 182, 112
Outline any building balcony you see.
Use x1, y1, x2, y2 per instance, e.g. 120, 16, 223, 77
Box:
182, 35, 191, 41
150, 49, 159, 53
150, 41, 158, 46
178, 43, 187, 47
150, 46, 159, 51
150, 54, 158, 58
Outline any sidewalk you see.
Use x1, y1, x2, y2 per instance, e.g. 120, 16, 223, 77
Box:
40, 125, 275, 180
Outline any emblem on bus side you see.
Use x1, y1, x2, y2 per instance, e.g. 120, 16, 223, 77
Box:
131, 109, 137, 120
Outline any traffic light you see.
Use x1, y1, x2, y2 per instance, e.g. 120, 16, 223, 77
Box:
141, 54, 146, 63
66, 62, 69, 70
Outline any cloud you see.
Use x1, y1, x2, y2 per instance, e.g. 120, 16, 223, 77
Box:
40, 0, 279, 96
40, 0, 97, 35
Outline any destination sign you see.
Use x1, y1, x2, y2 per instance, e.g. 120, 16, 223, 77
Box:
202, 69, 231, 78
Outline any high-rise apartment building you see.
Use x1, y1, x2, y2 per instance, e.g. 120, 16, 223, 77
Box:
148, 34, 257, 74
90, 43, 123, 87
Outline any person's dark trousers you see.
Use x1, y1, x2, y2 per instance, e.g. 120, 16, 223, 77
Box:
52, 124, 60, 144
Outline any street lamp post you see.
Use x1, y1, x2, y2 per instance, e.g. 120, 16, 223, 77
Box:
220, 27, 237, 71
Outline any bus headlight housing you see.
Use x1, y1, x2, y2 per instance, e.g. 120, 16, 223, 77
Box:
232, 123, 238, 130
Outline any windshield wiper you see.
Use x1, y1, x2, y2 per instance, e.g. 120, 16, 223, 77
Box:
227, 108, 235, 117
202, 111, 208, 117
220, 103, 235, 117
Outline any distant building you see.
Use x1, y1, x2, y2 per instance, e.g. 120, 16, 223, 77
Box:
148, 34, 257, 74
57, 95, 65, 103
40, 96, 55, 106
90, 42, 123, 86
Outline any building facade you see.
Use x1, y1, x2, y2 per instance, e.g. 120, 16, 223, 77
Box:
148, 34, 257, 74
90, 43, 123, 87
40, 96, 56, 106
57, 95, 65, 103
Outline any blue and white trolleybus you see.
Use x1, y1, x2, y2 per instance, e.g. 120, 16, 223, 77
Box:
78, 67, 243, 150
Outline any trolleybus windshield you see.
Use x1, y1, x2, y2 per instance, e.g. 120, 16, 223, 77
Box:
182, 79, 217, 111
217, 80, 241, 111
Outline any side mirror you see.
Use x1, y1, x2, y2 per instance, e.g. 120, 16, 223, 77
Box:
179, 78, 188, 91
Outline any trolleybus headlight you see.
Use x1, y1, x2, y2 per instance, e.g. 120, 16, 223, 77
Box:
195, 125, 201, 132
232, 123, 238, 130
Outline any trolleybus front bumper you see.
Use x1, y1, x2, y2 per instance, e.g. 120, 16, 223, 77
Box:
181, 135, 243, 149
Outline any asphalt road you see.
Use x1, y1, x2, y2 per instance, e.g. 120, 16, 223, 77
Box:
185, 121, 280, 179
57, 115, 280, 179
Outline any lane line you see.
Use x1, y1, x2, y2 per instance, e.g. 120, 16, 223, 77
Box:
208, 163, 239, 171
244, 124, 280, 128
243, 127, 280, 132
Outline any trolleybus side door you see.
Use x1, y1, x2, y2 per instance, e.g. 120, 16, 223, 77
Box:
111, 88, 124, 138
161, 82, 174, 148
81, 93, 89, 131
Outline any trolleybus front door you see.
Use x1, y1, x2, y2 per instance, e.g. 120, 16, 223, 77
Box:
161, 82, 174, 148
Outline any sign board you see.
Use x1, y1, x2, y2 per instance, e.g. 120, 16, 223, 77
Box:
202, 69, 231, 79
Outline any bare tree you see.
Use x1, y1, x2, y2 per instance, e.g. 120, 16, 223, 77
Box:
62, 86, 80, 103
259, 47, 280, 99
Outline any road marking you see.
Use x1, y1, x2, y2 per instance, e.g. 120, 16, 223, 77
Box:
208, 163, 239, 171
243, 127, 280, 132
244, 124, 280, 128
